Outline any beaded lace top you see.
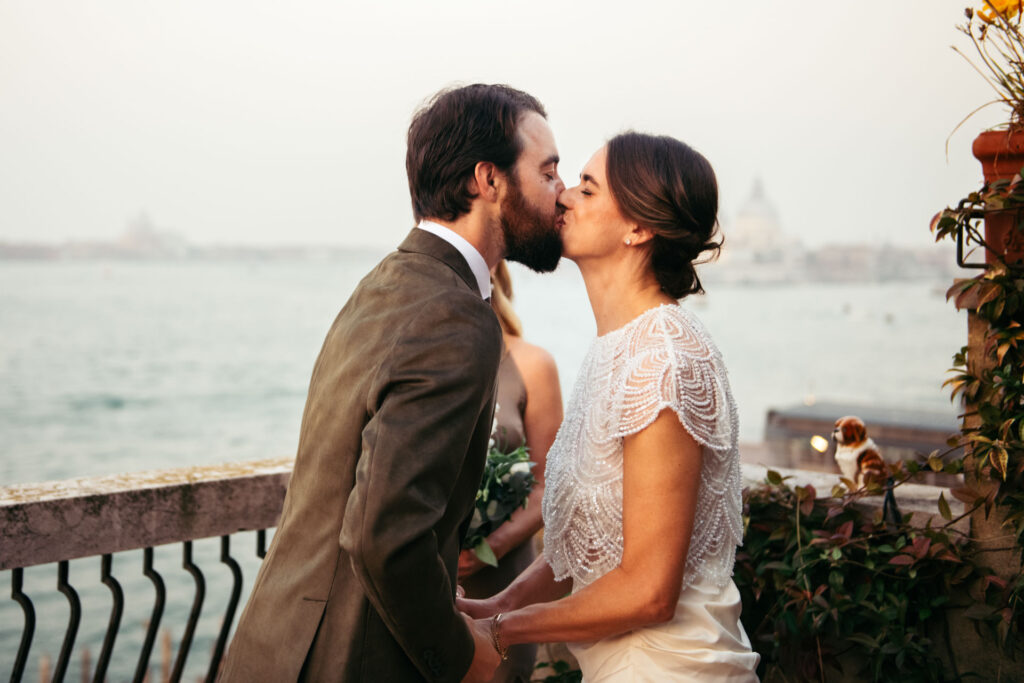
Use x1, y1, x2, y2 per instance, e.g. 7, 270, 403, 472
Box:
542, 303, 743, 590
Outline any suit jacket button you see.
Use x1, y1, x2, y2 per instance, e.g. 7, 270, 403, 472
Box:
422, 648, 443, 677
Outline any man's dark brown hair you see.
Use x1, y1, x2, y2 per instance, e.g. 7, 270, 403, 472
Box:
406, 84, 546, 223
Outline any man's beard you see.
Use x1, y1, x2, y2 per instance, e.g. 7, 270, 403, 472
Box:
499, 178, 563, 273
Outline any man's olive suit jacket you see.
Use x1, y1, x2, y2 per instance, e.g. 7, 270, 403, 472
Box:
219, 228, 502, 681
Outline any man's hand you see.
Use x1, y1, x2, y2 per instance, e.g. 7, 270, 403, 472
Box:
458, 548, 489, 579
459, 614, 500, 683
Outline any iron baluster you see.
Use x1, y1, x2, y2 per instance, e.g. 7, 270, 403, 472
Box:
257, 529, 267, 559
10, 567, 35, 683
54, 560, 81, 682
206, 536, 242, 682
134, 547, 165, 683
170, 541, 205, 683
93, 553, 123, 683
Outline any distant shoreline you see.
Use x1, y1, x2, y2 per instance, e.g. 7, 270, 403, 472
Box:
0, 243, 966, 284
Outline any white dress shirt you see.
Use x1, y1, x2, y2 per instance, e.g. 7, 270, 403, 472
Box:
416, 220, 491, 299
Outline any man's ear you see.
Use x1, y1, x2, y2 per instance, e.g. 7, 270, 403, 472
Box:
472, 161, 502, 203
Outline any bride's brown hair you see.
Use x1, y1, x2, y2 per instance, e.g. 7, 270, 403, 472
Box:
605, 132, 721, 299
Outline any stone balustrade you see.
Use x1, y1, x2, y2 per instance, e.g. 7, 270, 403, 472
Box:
1, 457, 292, 572
0, 457, 961, 682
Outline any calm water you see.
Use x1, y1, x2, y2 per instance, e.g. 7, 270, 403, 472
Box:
0, 256, 966, 680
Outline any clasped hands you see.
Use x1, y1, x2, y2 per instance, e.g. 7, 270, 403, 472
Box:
456, 583, 505, 683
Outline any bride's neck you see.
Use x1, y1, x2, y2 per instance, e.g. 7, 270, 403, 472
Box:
577, 256, 673, 336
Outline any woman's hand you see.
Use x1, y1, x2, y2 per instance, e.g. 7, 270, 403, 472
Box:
456, 595, 501, 620
458, 548, 489, 579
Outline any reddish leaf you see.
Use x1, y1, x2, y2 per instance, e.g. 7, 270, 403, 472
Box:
908, 536, 931, 560
950, 487, 982, 505
983, 574, 1008, 591
946, 279, 973, 302
831, 520, 854, 542
800, 496, 814, 517
888, 554, 915, 566
977, 282, 1001, 306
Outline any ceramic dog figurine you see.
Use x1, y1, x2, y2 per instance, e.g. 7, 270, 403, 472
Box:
833, 415, 886, 488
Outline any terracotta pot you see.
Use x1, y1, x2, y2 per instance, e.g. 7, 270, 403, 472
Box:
972, 130, 1024, 265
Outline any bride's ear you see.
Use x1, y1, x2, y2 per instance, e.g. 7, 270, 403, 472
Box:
626, 224, 656, 247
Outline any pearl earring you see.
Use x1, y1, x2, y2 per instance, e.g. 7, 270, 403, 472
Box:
625, 238, 632, 246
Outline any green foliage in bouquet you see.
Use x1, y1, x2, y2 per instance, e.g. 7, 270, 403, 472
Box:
462, 444, 536, 567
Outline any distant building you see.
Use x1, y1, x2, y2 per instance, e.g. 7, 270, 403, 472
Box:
117, 212, 188, 258
708, 179, 805, 284
692, 179, 967, 285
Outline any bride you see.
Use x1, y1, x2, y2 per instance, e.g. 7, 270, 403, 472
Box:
458, 132, 759, 681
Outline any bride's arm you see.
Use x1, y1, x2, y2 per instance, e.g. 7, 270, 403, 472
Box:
491, 407, 702, 646
458, 553, 571, 618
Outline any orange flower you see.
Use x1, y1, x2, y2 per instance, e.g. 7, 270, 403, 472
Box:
978, 0, 1024, 23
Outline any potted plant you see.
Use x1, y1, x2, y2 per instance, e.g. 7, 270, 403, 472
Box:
948, 0, 1024, 264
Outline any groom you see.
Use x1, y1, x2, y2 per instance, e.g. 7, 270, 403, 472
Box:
219, 84, 564, 682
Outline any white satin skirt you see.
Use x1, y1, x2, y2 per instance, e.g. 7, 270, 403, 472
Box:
569, 578, 760, 682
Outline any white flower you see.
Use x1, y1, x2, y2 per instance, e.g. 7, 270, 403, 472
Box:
486, 500, 498, 519
471, 508, 483, 528
510, 462, 531, 475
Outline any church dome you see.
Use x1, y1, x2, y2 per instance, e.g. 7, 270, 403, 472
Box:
728, 179, 787, 251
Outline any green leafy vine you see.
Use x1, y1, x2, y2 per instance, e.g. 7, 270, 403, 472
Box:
736, 470, 1008, 682
933, 169, 1024, 539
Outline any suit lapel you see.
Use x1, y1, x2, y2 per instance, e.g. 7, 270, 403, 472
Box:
397, 228, 479, 295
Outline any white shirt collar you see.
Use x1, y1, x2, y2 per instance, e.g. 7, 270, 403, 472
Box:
416, 220, 491, 299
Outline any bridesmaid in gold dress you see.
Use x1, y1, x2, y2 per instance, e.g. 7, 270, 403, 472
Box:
458, 260, 563, 683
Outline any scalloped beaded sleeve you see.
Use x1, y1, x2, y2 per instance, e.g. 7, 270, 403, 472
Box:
542, 304, 744, 591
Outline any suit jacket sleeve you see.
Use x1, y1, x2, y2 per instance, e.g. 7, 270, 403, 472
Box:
339, 290, 501, 681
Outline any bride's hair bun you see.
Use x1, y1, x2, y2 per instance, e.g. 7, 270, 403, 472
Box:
605, 132, 721, 299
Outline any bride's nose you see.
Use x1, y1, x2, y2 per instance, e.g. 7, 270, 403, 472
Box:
557, 186, 574, 208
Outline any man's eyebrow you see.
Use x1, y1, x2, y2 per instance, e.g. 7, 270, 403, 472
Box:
582, 173, 600, 187
540, 154, 559, 167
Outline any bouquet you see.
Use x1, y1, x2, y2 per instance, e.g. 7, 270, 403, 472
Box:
461, 433, 536, 567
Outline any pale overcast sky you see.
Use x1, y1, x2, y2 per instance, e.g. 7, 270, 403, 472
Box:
0, 1, 1006, 248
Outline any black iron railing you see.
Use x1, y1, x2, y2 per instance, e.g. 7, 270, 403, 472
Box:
1, 458, 291, 683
